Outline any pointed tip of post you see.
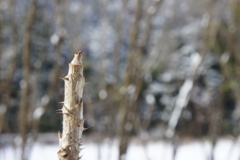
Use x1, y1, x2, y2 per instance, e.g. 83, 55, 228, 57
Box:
71, 51, 83, 65
75, 51, 83, 56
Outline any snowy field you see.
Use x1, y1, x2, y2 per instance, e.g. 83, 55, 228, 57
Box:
0, 134, 240, 160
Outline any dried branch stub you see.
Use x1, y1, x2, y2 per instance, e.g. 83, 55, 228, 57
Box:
58, 51, 85, 160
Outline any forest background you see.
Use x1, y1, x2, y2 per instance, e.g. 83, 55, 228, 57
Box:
0, 0, 240, 160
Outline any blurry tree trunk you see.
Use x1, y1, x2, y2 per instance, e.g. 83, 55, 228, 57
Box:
209, 96, 222, 160
112, 0, 126, 82
18, 0, 36, 159
166, 53, 202, 137
118, 0, 143, 159
0, 0, 3, 132
136, 0, 163, 132
166, 53, 202, 160
0, 0, 5, 54
229, 5, 240, 155
204, 1, 240, 159
138, 2, 164, 159
118, 0, 163, 158
57, 52, 85, 160
204, 7, 234, 160
0, 0, 20, 133
0, 0, 3, 55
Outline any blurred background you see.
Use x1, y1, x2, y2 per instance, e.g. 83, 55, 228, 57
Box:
0, 0, 240, 159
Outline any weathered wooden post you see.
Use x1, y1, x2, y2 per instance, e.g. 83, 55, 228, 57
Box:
57, 51, 85, 160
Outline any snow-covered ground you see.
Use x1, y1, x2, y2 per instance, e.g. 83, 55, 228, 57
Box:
0, 134, 240, 160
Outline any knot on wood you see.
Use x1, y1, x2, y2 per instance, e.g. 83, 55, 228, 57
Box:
57, 148, 69, 160
58, 143, 78, 160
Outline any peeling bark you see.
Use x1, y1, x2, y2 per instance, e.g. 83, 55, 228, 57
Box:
58, 51, 85, 160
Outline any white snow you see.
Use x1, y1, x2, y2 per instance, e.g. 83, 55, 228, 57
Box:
0, 136, 240, 160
